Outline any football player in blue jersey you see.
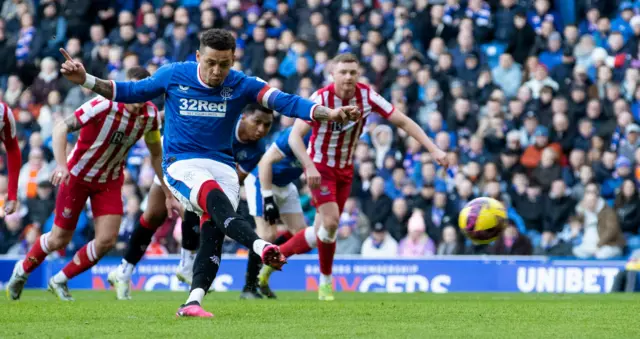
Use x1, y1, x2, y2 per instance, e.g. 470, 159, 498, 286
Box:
243, 126, 314, 299
107, 104, 273, 300
59, 28, 360, 318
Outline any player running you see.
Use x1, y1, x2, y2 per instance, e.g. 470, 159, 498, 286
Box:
245, 126, 313, 299
0, 101, 22, 217
56, 28, 359, 317
280, 53, 448, 301
5, 67, 170, 301
107, 104, 273, 300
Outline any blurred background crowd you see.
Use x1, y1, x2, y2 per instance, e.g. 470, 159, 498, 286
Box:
0, 0, 638, 260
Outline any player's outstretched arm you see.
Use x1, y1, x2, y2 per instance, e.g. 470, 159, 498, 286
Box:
289, 119, 321, 188
258, 145, 285, 193
59, 48, 170, 103
388, 110, 448, 167
247, 77, 360, 123
1, 107, 20, 215
49, 114, 80, 186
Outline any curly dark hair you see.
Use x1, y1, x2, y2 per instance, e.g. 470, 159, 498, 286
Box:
200, 28, 236, 51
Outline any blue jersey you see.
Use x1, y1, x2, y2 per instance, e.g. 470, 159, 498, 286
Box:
232, 119, 267, 174
112, 62, 317, 169
251, 127, 311, 187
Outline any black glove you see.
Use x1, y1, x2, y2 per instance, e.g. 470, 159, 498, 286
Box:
263, 195, 280, 225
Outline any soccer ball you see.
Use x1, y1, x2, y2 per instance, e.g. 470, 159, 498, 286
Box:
458, 197, 507, 245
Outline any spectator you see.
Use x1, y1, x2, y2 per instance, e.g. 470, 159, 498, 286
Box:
525, 64, 559, 98
538, 32, 563, 71
543, 179, 577, 235
361, 222, 398, 257
424, 185, 455, 243
0, 212, 24, 254
17, 148, 50, 201
488, 223, 533, 255
362, 176, 393, 226
336, 223, 362, 255
494, 0, 521, 43
385, 198, 410, 241
521, 126, 563, 170
573, 189, 625, 259
31, 57, 65, 104
618, 123, 640, 161
398, 210, 435, 257
614, 179, 640, 247
511, 175, 544, 235
492, 53, 522, 99
602, 156, 634, 201
6, 223, 39, 256
507, 10, 536, 65
437, 224, 463, 255
532, 147, 562, 192
25, 180, 55, 228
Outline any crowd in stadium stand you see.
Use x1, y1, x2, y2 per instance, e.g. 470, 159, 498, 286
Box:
0, 0, 639, 259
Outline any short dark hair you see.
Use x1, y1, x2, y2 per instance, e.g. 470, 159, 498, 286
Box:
243, 103, 273, 115
127, 66, 151, 81
200, 28, 236, 51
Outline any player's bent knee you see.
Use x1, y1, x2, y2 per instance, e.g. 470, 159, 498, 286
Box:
48, 226, 74, 250
94, 235, 118, 252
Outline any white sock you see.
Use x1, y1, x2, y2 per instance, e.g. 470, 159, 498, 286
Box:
304, 227, 318, 248
52, 271, 68, 284
186, 288, 205, 305
180, 248, 196, 265
252, 239, 270, 255
319, 274, 332, 285
119, 259, 135, 279
16, 261, 26, 276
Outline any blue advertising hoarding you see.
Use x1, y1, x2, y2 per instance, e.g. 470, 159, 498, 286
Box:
0, 255, 626, 294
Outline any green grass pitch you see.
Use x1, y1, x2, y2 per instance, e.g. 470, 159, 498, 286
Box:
1, 291, 640, 338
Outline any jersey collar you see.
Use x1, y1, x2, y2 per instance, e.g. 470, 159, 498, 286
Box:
197, 64, 212, 89
234, 119, 247, 144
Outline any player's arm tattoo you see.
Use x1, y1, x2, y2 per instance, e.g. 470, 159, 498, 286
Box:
91, 78, 115, 100
312, 106, 331, 121
63, 114, 81, 132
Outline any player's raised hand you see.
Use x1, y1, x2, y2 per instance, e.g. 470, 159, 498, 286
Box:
50, 164, 70, 186
4, 200, 17, 216
433, 148, 448, 168
305, 165, 321, 189
59, 48, 87, 85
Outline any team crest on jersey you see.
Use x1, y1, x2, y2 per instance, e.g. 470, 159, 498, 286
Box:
220, 87, 233, 100
236, 150, 247, 160
62, 207, 72, 219
178, 85, 190, 93
319, 185, 331, 196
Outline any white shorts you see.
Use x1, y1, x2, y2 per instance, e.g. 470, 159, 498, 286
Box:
163, 158, 240, 214
244, 173, 302, 217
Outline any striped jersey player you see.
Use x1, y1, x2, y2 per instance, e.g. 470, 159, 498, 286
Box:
6, 67, 166, 302
53, 29, 359, 317
0, 102, 22, 216
286, 53, 448, 301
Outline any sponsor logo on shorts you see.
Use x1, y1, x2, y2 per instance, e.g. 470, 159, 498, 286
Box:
73, 253, 81, 265
62, 207, 72, 219
224, 217, 235, 228
27, 256, 38, 264
210, 255, 220, 266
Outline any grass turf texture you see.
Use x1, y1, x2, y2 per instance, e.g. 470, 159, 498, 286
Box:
1, 291, 639, 338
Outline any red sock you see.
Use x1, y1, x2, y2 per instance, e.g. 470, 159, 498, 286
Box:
280, 229, 312, 257
61, 240, 100, 280
22, 233, 52, 274
316, 238, 336, 276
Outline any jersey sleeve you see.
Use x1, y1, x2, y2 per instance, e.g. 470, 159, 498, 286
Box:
274, 127, 311, 158
74, 97, 113, 127
2, 106, 20, 201
244, 76, 318, 121
368, 88, 395, 119
112, 63, 175, 103
144, 104, 162, 144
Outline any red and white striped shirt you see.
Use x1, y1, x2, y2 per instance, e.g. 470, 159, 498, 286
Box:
308, 83, 395, 169
0, 102, 20, 200
67, 97, 160, 183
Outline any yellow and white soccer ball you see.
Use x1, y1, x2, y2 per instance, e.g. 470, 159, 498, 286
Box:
458, 197, 507, 245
